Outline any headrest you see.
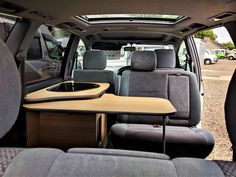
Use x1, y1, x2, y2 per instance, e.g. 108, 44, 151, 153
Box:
83, 51, 107, 70
131, 51, 157, 71
155, 49, 176, 68
0, 39, 21, 138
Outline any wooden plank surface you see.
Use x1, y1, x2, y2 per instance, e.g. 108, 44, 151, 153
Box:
24, 94, 176, 116
24, 81, 110, 102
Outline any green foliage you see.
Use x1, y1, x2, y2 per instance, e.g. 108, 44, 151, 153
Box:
223, 42, 235, 50
194, 30, 217, 41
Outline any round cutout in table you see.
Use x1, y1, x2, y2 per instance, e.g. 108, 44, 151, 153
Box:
47, 82, 100, 92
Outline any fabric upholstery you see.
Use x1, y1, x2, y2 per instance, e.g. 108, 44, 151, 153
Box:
67, 148, 170, 160
3, 148, 63, 177
173, 158, 225, 177
118, 70, 200, 126
0, 39, 21, 138
155, 49, 176, 68
73, 50, 116, 93
111, 124, 214, 158
131, 51, 156, 71
73, 69, 116, 93
112, 50, 212, 158
0, 148, 23, 177
215, 160, 236, 177
3, 148, 226, 177
83, 51, 106, 70
225, 70, 236, 151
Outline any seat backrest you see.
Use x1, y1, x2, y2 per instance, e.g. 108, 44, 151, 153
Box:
73, 51, 116, 93
118, 50, 201, 126
225, 69, 236, 160
0, 39, 21, 138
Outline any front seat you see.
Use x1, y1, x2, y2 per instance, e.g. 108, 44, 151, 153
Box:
73, 51, 116, 93
0, 39, 24, 175
111, 50, 214, 158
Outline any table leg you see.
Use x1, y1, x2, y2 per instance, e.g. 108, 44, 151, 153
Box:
162, 115, 167, 154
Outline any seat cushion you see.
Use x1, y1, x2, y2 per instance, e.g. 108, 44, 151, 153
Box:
0, 148, 24, 177
111, 124, 214, 158
173, 158, 225, 177
67, 148, 170, 160
3, 148, 226, 177
214, 160, 236, 177
3, 148, 177, 177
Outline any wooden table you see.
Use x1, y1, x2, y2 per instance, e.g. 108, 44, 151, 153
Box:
25, 81, 110, 102
24, 88, 176, 152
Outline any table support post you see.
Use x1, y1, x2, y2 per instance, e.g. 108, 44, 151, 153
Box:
162, 115, 167, 154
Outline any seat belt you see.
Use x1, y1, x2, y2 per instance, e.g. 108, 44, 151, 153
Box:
16, 50, 27, 101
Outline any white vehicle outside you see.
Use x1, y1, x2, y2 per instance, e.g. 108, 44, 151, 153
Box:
227, 49, 236, 60
203, 49, 218, 65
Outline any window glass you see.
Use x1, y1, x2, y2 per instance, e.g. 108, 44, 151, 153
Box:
44, 36, 63, 59
0, 15, 17, 41
178, 41, 191, 71
27, 37, 42, 60
72, 43, 174, 74
73, 40, 86, 71
25, 25, 70, 84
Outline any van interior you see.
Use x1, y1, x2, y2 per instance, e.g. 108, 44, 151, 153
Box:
0, 0, 236, 176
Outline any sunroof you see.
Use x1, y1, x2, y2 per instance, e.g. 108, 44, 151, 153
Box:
77, 14, 185, 24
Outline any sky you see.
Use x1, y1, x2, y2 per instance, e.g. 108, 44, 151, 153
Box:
213, 27, 233, 43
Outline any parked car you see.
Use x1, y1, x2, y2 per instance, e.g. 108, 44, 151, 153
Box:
213, 49, 226, 59
227, 50, 236, 60
204, 49, 218, 65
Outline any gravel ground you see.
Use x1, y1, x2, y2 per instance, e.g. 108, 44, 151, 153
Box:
201, 59, 236, 160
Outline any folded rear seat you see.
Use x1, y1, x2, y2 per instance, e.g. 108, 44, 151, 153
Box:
3, 148, 227, 177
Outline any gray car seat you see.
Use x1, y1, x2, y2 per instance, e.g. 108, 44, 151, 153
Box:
0, 39, 24, 176
3, 148, 226, 177
73, 51, 116, 93
110, 50, 214, 158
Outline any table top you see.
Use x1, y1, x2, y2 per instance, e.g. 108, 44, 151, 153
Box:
24, 81, 110, 103
24, 94, 176, 116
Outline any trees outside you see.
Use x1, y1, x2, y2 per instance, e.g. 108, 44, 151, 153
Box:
194, 30, 217, 41
223, 42, 235, 50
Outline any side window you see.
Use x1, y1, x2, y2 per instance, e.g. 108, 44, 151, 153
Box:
44, 36, 63, 60
73, 40, 86, 71
0, 15, 17, 41
178, 41, 191, 71
25, 25, 70, 84
27, 37, 42, 60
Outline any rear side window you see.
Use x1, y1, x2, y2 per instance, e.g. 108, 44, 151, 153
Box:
178, 41, 191, 71
44, 36, 63, 60
0, 15, 17, 41
25, 25, 70, 84
27, 37, 42, 60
